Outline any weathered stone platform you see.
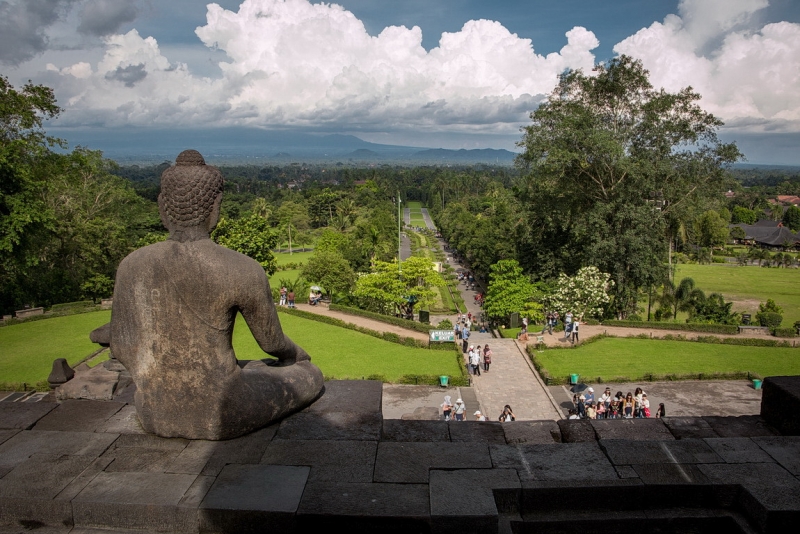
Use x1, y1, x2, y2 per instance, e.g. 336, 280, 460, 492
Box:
0, 377, 799, 533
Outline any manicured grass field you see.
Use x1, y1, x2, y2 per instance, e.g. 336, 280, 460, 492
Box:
675, 264, 800, 324
0, 309, 461, 386
270, 268, 302, 284
234, 313, 461, 381
0, 310, 111, 385
406, 201, 423, 209
274, 250, 313, 266
535, 337, 800, 382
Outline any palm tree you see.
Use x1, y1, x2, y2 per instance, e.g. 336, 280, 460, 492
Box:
673, 277, 704, 320
251, 197, 271, 219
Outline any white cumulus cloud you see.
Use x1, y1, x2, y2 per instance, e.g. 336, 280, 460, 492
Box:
45, 0, 599, 134
614, 0, 800, 132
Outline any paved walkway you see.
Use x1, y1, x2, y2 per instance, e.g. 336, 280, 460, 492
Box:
464, 334, 563, 421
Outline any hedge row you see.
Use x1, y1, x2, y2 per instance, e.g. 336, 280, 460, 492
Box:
602, 320, 739, 335
772, 327, 798, 338
328, 304, 433, 334
50, 300, 94, 311
0, 306, 105, 327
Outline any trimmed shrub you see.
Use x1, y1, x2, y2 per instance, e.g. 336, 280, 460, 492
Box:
758, 311, 783, 328
772, 327, 797, 338
50, 300, 94, 311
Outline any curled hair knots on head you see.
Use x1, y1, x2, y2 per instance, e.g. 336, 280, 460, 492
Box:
159, 150, 224, 227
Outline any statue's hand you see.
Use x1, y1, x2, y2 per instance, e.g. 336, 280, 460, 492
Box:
90, 323, 111, 347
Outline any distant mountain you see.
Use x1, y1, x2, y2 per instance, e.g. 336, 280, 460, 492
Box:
49, 126, 518, 165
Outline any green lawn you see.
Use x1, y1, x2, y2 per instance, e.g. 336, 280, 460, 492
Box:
270, 269, 303, 285
0, 310, 111, 385
0, 309, 461, 386
406, 201, 423, 209
535, 337, 800, 382
274, 250, 313, 266
234, 313, 461, 381
675, 264, 800, 324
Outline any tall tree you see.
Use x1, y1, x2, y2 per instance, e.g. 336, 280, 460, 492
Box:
515, 56, 741, 317
483, 259, 536, 322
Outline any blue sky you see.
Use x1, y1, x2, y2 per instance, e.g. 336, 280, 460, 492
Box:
2, 0, 800, 163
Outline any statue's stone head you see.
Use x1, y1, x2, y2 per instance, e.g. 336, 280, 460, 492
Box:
158, 150, 224, 239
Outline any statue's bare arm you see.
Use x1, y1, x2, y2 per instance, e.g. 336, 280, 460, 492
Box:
238, 269, 311, 365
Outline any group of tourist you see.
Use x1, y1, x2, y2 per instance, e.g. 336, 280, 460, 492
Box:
441, 396, 515, 423
544, 311, 581, 344
278, 286, 296, 308
466, 344, 492, 375
567, 386, 666, 419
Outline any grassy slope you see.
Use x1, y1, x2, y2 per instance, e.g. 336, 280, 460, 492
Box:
0, 310, 111, 383
233, 313, 461, 380
675, 264, 800, 324
536, 337, 800, 381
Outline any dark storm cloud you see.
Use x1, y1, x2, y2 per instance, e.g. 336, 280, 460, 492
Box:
104, 63, 147, 87
77, 0, 138, 36
0, 0, 77, 65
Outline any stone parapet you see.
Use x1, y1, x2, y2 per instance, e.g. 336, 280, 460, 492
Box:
0, 379, 799, 533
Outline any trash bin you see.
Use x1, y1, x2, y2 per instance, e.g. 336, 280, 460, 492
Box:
419, 310, 430, 324
570, 373, 579, 385
753, 379, 762, 390
439, 375, 449, 387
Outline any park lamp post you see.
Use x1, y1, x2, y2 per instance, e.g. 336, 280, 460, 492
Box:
397, 191, 402, 274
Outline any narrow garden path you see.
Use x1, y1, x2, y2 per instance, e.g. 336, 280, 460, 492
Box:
525, 323, 796, 348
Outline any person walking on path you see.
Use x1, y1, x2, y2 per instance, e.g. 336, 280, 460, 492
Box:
287, 290, 295, 308
469, 346, 481, 376
441, 395, 453, 421
482, 344, 492, 372
571, 320, 579, 344
453, 399, 466, 421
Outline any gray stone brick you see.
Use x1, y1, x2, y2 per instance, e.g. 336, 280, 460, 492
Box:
276, 412, 382, 441
0, 402, 56, 430
297, 482, 430, 533
72, 472, 198, 532
430, 468, 519, 534
304, 380, 382, 415
753, 436, 800, 475
502, 421, 560, 444
200, 464, 309, 533
381, 420, 449, 442
261, 439, 377, 483
32, 400, 125, 433
704, 437, 775, 464
600, 439, 722, 465
490, 443, 617, 481
0, 430, 118, 476
591, 418, 674, 441
374, 442, 491, 483
662, 416, 718, 439
448, 421, 506, 443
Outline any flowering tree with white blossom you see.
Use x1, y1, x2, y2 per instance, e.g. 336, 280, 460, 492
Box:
546, 266, 613, 319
